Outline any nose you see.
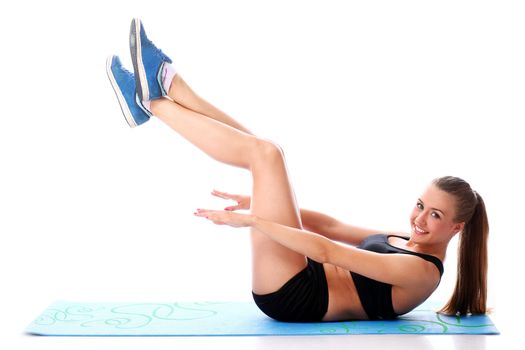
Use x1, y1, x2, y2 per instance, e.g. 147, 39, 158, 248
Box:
415, 211, 427, 227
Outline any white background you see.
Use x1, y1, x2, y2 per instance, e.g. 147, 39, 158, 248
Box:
0, 0, 523, 349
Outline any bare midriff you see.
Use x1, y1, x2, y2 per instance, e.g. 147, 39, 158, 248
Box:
321, 263, 369, 321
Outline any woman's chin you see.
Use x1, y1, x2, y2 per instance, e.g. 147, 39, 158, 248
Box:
411, 228, 431, 241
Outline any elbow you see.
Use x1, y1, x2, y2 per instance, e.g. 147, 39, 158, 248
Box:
315, 242, 332, 264
316, 252, 329, 264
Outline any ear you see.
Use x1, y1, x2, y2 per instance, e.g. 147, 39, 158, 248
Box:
452, 222, 465, 235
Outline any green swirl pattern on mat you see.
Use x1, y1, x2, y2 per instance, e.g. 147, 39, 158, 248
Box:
318, 309, 495, 334
35, 302, 223, 329
27, 301, 499, 335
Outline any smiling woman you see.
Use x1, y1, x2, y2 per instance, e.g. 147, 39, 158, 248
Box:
405, 177, 488, 316
106, 18, 490, 323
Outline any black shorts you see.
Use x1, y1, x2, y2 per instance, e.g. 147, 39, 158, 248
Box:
252, 258, 329, 322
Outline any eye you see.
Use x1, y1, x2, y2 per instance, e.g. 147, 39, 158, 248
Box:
431, 211, 441, 219
416, 202, 424, 210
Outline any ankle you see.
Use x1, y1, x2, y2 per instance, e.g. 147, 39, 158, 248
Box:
148, 98, 166, 116
167, 72, 182, 98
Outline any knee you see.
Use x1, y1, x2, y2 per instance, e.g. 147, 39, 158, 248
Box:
252, 139, 285, 165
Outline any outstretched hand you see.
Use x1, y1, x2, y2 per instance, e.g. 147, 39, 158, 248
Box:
211, 189, 251, 211
194, 208, 255, 228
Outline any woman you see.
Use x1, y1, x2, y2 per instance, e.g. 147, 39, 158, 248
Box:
106, 18, 489, 322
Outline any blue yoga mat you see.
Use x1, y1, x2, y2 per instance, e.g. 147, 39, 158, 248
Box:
26, 301, 498, 336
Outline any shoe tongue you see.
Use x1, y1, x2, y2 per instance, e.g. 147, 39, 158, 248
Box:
148, 39, 165, 56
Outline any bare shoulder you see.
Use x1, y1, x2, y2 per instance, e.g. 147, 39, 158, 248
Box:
392, 257, 442, 313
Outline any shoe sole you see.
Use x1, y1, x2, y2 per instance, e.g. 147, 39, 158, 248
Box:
130, 18, 149, 101
105, 56, 138, 128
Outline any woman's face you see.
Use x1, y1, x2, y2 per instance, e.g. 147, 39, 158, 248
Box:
409, 184, 464, 246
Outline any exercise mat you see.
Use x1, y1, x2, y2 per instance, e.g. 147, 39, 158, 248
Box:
26, 300, 499, 336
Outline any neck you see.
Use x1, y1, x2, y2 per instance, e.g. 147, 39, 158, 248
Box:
406, 238, 447, 261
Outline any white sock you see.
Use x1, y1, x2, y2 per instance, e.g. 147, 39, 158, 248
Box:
140, 63, 176, 114
161, 62, 177, 95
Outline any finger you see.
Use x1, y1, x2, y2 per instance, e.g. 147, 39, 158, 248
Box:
195, 212, 217, 223
196, 208, 217, 213
211, 190, 231, 199
224, 206, 239, 211
194, 208, 214, 217
211, 190, 224, 198
213, 190, 242, 202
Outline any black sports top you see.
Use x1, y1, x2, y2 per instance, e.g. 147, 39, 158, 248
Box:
350, 234, 444, 320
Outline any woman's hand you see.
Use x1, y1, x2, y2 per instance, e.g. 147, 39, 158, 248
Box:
194, 208, 255, 228
211, 189, 251, 211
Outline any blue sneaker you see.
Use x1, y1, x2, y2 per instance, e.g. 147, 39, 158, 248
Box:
130, 18, 173, 101
106, 55, 151, 128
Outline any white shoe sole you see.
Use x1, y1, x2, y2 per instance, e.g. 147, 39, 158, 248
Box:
106, 56, 138, 128
131, 18, 150, 101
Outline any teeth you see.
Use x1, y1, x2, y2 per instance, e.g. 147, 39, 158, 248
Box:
414, 225, 427, 234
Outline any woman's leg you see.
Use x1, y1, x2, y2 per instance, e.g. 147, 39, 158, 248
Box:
150, 98, 307, 294
167, 74, 253, 135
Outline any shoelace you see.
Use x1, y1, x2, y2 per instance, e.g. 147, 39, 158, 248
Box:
145, 38, 172, 62
122, 65, 134, 78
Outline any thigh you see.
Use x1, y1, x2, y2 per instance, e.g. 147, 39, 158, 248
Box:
249, 140, 308, 294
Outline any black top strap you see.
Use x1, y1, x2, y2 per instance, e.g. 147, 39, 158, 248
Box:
386, 235, 444, 276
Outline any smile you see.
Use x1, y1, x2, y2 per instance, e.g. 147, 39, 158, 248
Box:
413, 225, 429, 235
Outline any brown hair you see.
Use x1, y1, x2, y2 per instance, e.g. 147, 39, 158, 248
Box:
432, 176, 489, 315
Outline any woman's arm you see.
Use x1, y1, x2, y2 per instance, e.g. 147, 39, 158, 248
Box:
300, 209, 387, 245
250, 216, 430, 287
211, 191, 388, 246
195, 209, 433, 288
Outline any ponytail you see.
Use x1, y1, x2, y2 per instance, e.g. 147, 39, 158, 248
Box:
440, 192, 489, 315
